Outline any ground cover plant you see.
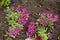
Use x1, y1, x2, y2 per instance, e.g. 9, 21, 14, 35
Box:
0, 0, 14, 6
26, 12, 59, 40
0, 0, 60, 40
4, 6, 59, 40
1, 4, 58, 40
5, 6, 30, 38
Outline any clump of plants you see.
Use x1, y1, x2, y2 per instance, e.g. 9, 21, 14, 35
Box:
0, 0, 14, 6
25, 12, 59, 40
5, 6, 30, 38
5, 5, 59, 40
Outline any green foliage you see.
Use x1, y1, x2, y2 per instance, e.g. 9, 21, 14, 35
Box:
41, 16, 54, 26
6, 7, 23, 28
39, 31, 48, 40
34, 14, 55, 40
32, 37, 35, 40
35, 24, 48, 34
4, 32, 9, 37
0, 0, 10, 6
35, 24, 48, 40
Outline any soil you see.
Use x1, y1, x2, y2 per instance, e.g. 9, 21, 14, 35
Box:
0, 0, 60, 40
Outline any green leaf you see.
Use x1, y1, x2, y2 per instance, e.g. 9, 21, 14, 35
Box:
32, 37, 35, 40
5, 0, 10, 6
4, 34, 9, 37
0, 0, 11, 6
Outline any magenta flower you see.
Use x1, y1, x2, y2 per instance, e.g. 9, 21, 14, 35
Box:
8, 26, 21, 35
48, 17, 54, 22
28, 21, 35, 37
15, 26, 21, 32
15, 6, 21, 11
8, 29, 16, 35
36, 36, 42, 40
28, 27, 35, 33
48, 17, 56, 22
48, 14, 59, 22
18, 16, 27, 25
47, 14, 53, 18
21, 13, 30, 18
29, 21, 35, 26
48, 32, 53, 39
22, 8, 27, 14
40, 12, 49, 16
39, 20, 45, 26
28, 32, 33, 37
40, 12, 59, 22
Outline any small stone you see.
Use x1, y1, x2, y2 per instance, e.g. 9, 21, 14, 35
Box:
58, 36, 60, 39
40, 5, 41, 7
10, 35, 15, 38
21, 32, 24, 34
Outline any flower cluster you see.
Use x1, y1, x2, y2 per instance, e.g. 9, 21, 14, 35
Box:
18, 16, 27, 25
9, 26, 21, 35
5, 7, 29, 37
21, 8, 30, 18
6, 6, 59, 40
34, 11, 59, 40
17, 7, 30, 25
15, 6, 21, 11
26, 12, 59, 40
40, 12, 59, 22
28, 21, 35, 37
39, 19, 45, 26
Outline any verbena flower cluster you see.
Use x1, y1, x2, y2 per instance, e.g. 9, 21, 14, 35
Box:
27, 12, 59, 40
28, 21, 35, 37
1, 0, 59, 40
5, 6, 59, 40
5, 6, 30, 37
9, 26, 21, 35
40, 12, 59, 22
18, 8, 29, 25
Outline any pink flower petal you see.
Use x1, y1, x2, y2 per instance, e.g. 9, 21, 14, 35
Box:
15, 26, 21, 32
39, 20, 45, 26
8, 29, 16, 35
15, 6, 21, 11
22, 8, 27, 14
28, 21, 35, 37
